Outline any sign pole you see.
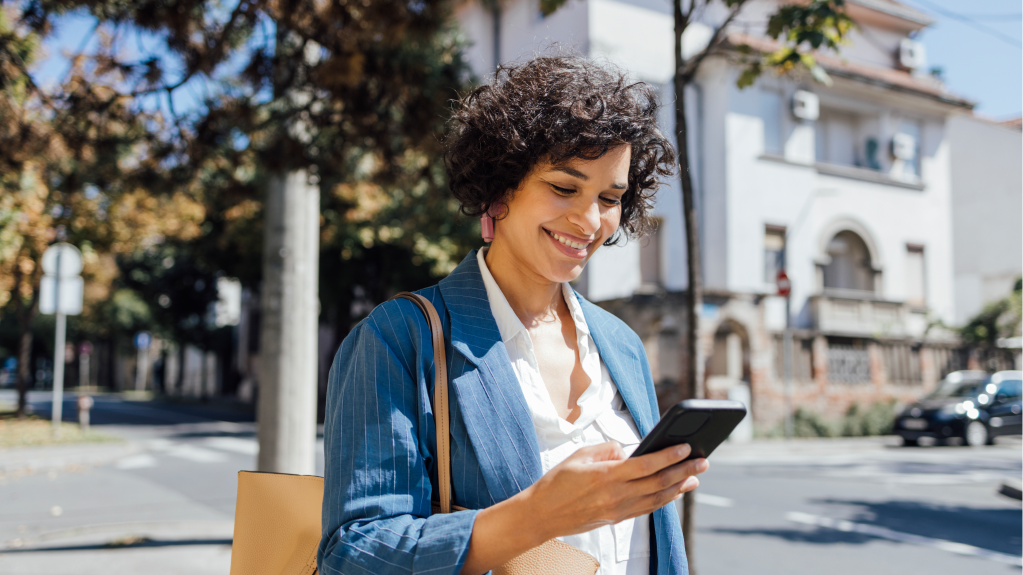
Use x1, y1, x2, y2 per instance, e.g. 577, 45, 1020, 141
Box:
52, 310, 67, 435
776, 268, 794, 439
51, 245, 66, 436
40, 243, 84, 438
783, 294, 793, 439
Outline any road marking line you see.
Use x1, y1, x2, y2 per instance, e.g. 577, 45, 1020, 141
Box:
115, 454, 157, 470
205, 437, 258, 455
785, 511, 1023, 566
165, 444, 225, 463
695, 493, 734, 507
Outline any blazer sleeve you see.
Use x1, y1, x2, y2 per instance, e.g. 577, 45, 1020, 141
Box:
318, 303, 480, 575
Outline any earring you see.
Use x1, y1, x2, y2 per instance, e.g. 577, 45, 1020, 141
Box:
481, 212, 495, 242
480, 204, 505, 243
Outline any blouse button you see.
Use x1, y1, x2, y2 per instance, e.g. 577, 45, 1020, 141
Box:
571, 434, 583, 443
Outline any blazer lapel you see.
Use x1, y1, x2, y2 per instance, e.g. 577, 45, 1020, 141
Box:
438, 251, 543, 502
576, 293, 656, 436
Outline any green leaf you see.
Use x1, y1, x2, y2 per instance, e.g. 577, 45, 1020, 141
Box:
539, 0, 570, 17
736, 63, 762, 89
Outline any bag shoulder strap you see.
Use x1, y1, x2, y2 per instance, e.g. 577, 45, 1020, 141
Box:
391, 292, 452, 514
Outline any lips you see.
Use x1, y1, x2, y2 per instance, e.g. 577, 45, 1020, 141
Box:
543, 227, 593, 259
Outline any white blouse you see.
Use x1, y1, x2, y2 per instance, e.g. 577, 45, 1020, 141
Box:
477, 249, 651, 575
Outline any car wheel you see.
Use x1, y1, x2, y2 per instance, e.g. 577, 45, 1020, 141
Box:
901, 437, 919, 447
965, 421, 988, 447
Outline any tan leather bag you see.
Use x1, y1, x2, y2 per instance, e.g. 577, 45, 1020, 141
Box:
229, 292, 598, 575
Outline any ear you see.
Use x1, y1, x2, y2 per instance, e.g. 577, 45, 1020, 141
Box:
488, 203, 507, 219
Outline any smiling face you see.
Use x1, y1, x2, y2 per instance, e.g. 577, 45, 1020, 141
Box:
488, 144, 631, 284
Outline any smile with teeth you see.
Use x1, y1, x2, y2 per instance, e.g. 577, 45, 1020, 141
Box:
545, 228, 591, 250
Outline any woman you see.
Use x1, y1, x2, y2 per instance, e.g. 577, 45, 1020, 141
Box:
319, 56, 709, 575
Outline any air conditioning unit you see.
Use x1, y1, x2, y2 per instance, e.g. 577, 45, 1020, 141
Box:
899, 39, 926, 70
891, 132, 917, 160
792, 90, 819, 121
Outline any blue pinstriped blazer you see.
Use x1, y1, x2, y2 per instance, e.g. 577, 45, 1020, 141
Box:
318, 250, 687, 575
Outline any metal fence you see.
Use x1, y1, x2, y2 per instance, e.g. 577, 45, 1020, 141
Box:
827, 344, 871, 384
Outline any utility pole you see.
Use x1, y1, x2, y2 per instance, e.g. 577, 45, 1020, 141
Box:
256, 29, 320, 475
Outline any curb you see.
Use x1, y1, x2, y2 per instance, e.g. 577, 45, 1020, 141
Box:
999, 482, 1022, 501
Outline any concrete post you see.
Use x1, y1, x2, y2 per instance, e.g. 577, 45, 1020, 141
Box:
257, 170, 320, 475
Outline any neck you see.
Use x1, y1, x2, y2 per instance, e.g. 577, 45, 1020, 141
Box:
484, 243, 564, 325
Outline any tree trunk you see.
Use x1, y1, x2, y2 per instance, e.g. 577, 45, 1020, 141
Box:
256, 170, 321, 475
674, 1, 705, 572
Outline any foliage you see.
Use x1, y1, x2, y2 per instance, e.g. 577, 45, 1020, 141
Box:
736, 0, 855, 88
840, 400, 896, 437
959, 278, 1023, 346
779, 401, 896, 438
2, 1, 480, 362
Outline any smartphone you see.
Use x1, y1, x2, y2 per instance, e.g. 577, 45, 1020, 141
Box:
630, 399, 747, 460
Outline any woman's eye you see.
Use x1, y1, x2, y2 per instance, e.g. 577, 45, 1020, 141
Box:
601, 196, 622, 206
550, 184, 575, 195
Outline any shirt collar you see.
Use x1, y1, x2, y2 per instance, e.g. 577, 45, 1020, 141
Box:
476, 248, 529, 345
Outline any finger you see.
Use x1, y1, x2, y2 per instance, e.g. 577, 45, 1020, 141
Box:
576, 441, 626, 463
623, 476, 700, 520
627, 457, 708, 496
619, 443, 691, 480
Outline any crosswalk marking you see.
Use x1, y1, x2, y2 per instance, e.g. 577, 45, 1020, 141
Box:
115, 454, 157, 470
165, 444, 225, 463
204, 437, 259, 455
695, 493, 734, 507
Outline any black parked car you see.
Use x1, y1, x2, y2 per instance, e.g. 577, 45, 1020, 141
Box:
894, 370, 1023, 447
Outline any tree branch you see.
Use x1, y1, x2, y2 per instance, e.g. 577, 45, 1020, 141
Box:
679, 0, 750, 82
127, 0, 253, 98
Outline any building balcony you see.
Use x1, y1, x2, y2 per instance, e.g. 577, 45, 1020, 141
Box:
808, 290, 928, 338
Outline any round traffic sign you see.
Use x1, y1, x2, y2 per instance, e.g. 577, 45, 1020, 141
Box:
42, 243, 83, 278
776, 269, 791, 297
134, 331, 152, 350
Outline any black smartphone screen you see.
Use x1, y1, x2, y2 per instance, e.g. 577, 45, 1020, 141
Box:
630, 399, 747, 460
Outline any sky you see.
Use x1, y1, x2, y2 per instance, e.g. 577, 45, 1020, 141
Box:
30, 1, 1023, 120
903, 0, 1022, 119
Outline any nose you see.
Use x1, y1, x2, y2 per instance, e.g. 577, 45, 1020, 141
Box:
568, 197, 602, 236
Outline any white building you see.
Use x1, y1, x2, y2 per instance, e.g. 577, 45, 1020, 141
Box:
455, 0, 977, 427
947, 114, 1022, 326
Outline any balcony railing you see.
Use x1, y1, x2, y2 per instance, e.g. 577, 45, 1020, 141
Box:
808, 291, 921, 338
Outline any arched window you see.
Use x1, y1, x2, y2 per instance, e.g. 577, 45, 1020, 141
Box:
823, 230, 875, 293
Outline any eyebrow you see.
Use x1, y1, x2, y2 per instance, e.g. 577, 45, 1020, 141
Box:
550, 166, 627, 190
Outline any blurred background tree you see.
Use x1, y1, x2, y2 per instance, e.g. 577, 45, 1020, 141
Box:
1, 1, 477, 408
960, 278, 1023, 347
0, 7, 206, 414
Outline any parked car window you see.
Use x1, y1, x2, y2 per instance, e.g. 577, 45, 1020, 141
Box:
997, 380, 1022, 399
927, 380, 988, 399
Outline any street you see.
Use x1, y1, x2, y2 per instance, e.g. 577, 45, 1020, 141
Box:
697, 437, 1021, 574
0, 390, 1020, 574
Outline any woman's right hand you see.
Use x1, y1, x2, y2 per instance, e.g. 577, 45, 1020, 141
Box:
520, 441, 708, 539
461, 442, 707, 574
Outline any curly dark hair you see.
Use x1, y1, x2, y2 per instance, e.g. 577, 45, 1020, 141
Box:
444, 56, 677, 244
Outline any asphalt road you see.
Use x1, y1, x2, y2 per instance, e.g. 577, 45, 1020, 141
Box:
695, 437, 1021, 574
0, 390, 1020, 574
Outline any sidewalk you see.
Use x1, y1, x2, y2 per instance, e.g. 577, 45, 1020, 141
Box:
0, 436, 236, 575
0, 440, 141, 478
0, 520, 234, 575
